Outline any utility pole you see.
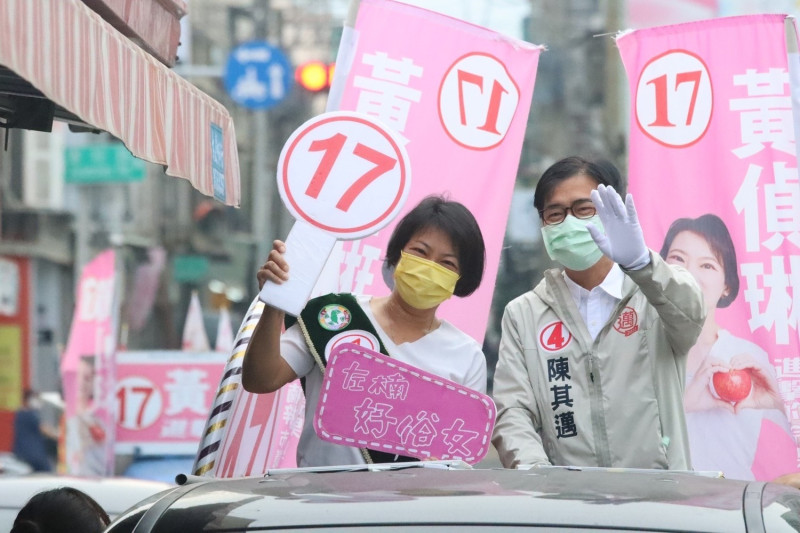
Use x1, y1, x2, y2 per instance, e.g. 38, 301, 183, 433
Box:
251, 0, 277, 266
603, 0, 627, 167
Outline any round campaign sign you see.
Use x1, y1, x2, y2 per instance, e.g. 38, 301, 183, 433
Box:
635, 49, 713, 148
438, 52, 520, 150
277, 111, 411, 240
115, 376, 163, 430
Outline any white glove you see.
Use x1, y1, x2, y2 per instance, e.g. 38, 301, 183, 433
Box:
587, 184, 650, 270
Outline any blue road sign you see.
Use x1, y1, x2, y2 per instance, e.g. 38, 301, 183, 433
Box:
224, 41, 292, 110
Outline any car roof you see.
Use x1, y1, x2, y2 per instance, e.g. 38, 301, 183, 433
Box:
108, 465, 800, 532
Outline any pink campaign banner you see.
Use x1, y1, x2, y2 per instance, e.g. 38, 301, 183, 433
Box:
618, 15, 800, 480
315, 0, 543, 343
61, 249, 118, 476
115, 351, 227, 455
315, 343, 495, 464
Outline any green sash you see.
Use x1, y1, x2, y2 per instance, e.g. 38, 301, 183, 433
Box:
286, 293, 388, 372
286, 293, 417, 464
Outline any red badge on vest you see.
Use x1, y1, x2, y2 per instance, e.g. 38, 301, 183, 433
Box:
539, 321, 573, 352
614, 307, 639, 337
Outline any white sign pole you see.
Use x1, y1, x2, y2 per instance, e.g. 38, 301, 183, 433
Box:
258, 220, 338, 316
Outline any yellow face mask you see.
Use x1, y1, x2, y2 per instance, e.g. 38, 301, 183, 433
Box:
393, 251, 460, 310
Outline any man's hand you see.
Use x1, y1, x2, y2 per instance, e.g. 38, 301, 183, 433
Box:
587, 184, 650, 270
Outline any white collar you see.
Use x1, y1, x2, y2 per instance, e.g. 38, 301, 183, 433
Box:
562, 263, 625, 300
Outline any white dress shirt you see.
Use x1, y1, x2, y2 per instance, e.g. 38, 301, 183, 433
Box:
562, 264, 624, 340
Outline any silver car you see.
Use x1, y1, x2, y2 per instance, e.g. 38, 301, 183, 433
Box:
105, 462, 800, 532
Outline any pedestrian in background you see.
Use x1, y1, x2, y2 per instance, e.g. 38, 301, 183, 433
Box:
13, 389, 58, 472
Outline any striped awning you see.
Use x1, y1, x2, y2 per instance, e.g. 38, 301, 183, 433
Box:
0, 0, 240, 206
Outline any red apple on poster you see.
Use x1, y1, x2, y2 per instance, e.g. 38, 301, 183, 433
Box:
89, 422, 106, 443
712, 369, 752, 403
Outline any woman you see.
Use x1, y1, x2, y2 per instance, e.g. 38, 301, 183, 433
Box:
242, 195, 487, 467
660, 214, 795, 480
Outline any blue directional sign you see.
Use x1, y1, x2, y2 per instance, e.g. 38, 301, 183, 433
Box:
224, 41, 293, 110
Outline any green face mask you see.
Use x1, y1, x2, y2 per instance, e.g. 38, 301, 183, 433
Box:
541, 214, 605, 271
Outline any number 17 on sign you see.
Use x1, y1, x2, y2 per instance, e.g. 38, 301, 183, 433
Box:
259, 111, 412, 316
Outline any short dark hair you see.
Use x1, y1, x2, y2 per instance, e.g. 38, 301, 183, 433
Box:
12, 487, 110, 533
384, 195, 485, 297
533, 156, 624, 215
659, 213, 739, 308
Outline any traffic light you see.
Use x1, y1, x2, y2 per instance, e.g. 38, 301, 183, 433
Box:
295, 61, 335, 92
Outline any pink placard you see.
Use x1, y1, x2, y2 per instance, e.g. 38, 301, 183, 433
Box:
114, 350, 227, 455
618, 14, 800, 479
314, 343, 495, 464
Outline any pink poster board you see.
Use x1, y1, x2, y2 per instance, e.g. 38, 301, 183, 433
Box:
315, 343, 495, 464
115, 351, 226, 455
618, 14, 800, 480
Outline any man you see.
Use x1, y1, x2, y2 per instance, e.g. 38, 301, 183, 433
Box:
492, 156, 706, 469
13, 389, 58, 472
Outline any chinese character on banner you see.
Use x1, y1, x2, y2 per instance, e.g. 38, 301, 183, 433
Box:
618, 14, 800, 480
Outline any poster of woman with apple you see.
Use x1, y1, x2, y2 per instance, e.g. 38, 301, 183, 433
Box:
618, 15, 800, 481
659, 214, 796, 480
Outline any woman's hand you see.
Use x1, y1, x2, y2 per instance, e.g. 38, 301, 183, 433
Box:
729, 353, 786, 413
257, 240, 289, 289
684, 357, 734, 413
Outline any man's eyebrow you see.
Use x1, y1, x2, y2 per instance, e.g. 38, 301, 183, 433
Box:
542, 197, 592, 209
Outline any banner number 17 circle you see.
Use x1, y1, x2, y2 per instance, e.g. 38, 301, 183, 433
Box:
635, 49, 713, 148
